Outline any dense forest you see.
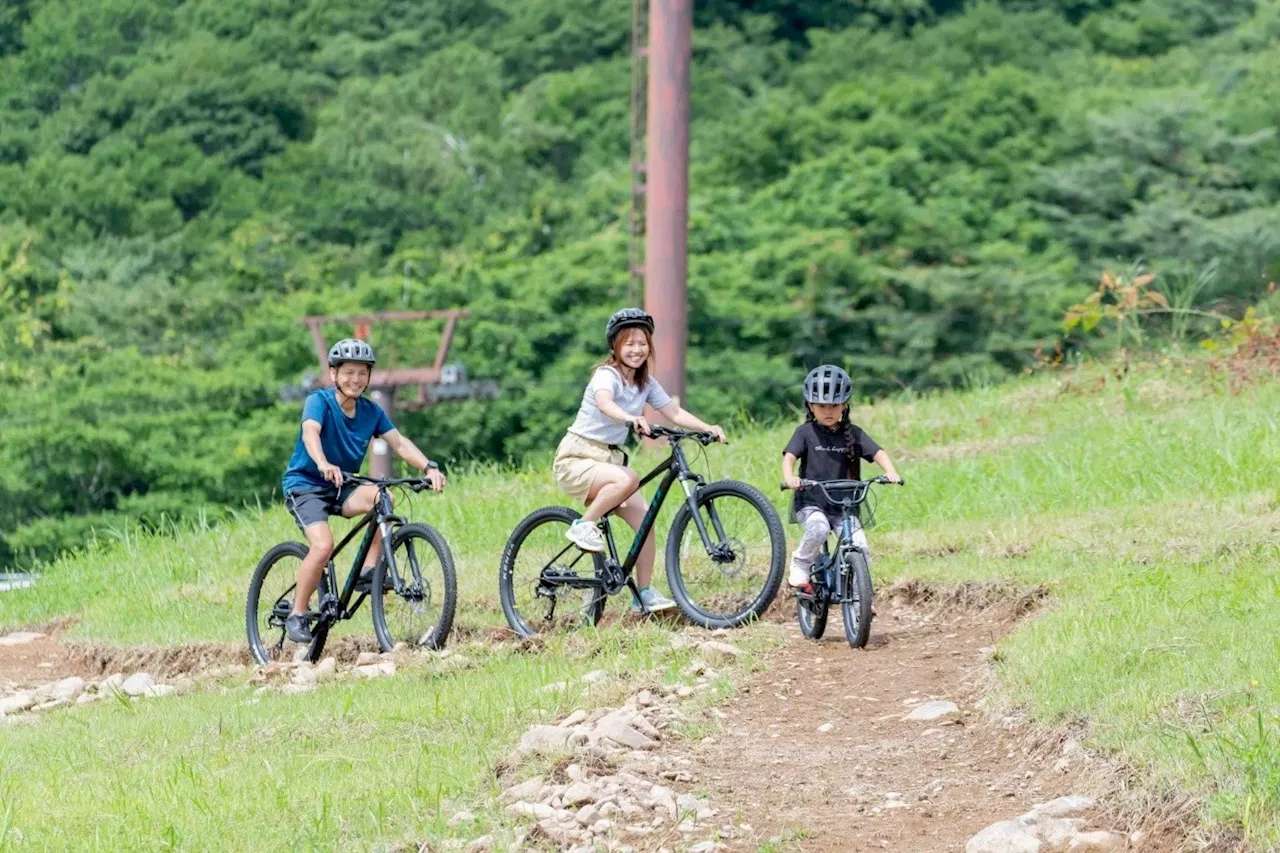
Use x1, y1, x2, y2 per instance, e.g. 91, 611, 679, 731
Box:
3, 0, 1279, 567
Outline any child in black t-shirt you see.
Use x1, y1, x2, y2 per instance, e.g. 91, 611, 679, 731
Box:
781, 365, 902, 591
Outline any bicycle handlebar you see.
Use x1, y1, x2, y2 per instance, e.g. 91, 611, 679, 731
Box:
643, 425, 724, 446
779, 476, 905, 499
344, 473, 441, 492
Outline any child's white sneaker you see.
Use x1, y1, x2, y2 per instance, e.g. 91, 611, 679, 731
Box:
565, 519, 604, 552
788, 559, 811, 588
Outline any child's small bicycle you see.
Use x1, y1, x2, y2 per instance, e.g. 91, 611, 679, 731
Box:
781, 476, 903, 649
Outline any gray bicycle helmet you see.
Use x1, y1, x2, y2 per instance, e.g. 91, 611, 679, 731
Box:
327, 338, 377, 367
605, 308, 655, 346
803, 364, 853, 404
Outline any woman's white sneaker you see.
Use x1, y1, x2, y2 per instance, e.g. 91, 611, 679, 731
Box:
565, 519, 605, 552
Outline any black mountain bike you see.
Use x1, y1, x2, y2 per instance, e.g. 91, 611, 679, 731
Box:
782, 477, 903, 649
500, 426, 785, 636
247, 475, 457, 664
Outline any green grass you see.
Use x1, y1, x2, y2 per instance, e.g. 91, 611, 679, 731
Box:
2, 361, 1279, 847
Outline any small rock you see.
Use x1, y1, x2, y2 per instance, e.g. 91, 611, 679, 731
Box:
464, 835, 494, 852
355, 651, 379, 666
146, 684, 175, 698
689, 842, 723, 853
817, 722, 835, 733
1037, 818, 1085, 847
1032, 796, 1095, 818
518, 725, 572, 753
0, 632, 44, 646
966, 819, 1042, 853
392, 642, 408, 653
121, 673, 156, 698
537, 816, 584, 844
561, 710, 588, 728
355, 664, 384, 679
76, 692, 100, 705
0, 692, 36, 715
447, 810, 475, 827
581, 670, 608, 684
99, 673, 126, 693
676, 686, 694, 698
576, 803, 600, 826
314, 657, 338, 682
904, 700, 960, 722
636, 690, 654, 707
540, 681, 568, 694
562, 781, 595, 807
596, 712, 657, 750
377, 661, 396, 677
591, 819, 615, 834
649, 784, 677, 820
1054, 758, 1072, 774
507, 801, 557, 820
34, 698, 70, 711
50, 677, 86, 702
696, 641, 743, 665
503, 777, 544, 803
1066, 831, 1125, 852
293, 667, 318, 685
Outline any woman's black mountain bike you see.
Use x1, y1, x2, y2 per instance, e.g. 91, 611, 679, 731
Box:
782, 476, 903, 649
247, 475, 457, 664
500, 426, 785, 636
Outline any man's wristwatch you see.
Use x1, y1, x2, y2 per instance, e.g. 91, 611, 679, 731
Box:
423, 461, 440, 472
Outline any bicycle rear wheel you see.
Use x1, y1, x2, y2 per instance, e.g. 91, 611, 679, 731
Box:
372, 523, 457, 652
246, 542, 331, 665
499, 506, 607, 638
665, 480, 785, 629
841, 549, 874, 649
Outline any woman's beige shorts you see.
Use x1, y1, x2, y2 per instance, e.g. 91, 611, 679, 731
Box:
553, 432, 626, 503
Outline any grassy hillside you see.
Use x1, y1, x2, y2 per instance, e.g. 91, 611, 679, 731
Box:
1, 362, 1277, 846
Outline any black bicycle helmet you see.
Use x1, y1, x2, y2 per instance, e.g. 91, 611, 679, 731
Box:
327, 338, 377, 367
803, 364, 852, 404
605, 308, 655, 346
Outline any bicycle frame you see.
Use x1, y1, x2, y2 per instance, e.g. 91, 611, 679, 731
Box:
315, 480, 410, 622
539, 429, 731, 605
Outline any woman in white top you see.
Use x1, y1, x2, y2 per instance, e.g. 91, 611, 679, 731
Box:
552, 308, 726, 614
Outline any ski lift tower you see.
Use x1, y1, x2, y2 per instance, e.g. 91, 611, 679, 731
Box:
299, 309, 496, 476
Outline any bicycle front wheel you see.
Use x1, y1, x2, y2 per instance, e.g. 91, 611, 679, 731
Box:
666, 480, 785, 629
246, 541, 330, 665
841, 549, 874, 649
797, 595, 828, 640
372, 523, 457, 652
499, 506, 607, 638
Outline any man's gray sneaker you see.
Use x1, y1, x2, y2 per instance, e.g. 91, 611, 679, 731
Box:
285, 613, 313, 644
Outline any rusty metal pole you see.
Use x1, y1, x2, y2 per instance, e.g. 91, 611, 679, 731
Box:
369, 388, 394, 478
644, 0, 691, 411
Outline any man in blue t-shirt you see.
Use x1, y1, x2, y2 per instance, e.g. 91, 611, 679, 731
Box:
280, 338, 445, 643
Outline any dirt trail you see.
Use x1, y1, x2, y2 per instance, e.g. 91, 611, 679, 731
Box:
664, 590, 1179, 852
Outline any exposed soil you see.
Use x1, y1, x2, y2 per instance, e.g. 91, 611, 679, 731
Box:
659, 584, 1186, 852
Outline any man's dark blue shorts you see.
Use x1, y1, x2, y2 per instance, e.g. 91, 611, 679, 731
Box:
284, 483, 360, 531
